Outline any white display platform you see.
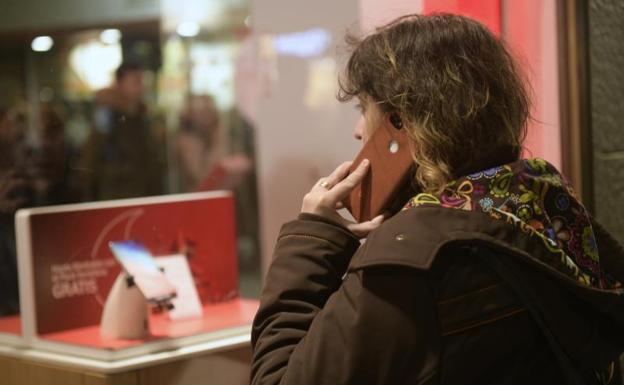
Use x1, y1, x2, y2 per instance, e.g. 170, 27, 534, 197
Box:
0, 330, 23, 347
0, 325, 251, 374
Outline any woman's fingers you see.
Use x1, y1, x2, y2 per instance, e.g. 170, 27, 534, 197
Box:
303, 161, 354, 215
347, 214, 384, 238
329, 161, 353, 182
324, 161, 353, 188
303, 160, 382, 239
312, 161, 352, 193
326, 159, 369, 201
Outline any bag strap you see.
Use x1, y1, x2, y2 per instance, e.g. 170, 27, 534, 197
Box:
480, 249, 588, 385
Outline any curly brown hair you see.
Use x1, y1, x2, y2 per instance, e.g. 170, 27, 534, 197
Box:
338, 14, 530, 194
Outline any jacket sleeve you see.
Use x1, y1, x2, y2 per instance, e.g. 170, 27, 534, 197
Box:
250, 214, 439, 385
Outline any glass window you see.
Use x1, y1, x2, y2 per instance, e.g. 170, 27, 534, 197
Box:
0, 0, 260, 328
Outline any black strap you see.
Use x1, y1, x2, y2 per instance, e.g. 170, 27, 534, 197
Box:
481, 250, 588, 385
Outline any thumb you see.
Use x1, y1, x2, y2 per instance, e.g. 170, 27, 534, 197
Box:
348, 215, 385, 238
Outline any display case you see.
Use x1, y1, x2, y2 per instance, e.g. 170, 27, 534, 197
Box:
14, 191, 258, 361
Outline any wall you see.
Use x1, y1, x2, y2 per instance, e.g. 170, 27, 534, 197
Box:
503, 0, 562, 170
252, 0, 422, 272
360, 0, 424, 33
589, 0, 624, 241
251, 0, 359, 272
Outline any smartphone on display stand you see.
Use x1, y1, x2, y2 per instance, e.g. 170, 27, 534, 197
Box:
109, 241, 177, 306
343, 113, 416, 223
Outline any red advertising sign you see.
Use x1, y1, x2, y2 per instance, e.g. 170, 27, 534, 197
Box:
18, 192, 238, 335
423, 0, 501, 36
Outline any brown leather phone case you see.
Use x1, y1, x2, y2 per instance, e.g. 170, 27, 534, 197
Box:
343, 117, 414, 222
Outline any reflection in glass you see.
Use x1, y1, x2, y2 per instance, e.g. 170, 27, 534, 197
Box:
0, 0, 260, 331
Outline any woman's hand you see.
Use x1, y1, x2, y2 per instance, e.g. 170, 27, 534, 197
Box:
301, 159, 384, 238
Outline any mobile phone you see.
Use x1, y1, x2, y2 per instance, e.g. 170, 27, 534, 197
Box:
343, 114, 416, 222
109, 241, 177, 304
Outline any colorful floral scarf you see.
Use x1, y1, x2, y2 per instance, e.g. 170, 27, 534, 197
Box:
404, 158, 618, 289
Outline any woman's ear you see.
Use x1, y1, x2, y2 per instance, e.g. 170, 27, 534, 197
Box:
389, 112, 403, 129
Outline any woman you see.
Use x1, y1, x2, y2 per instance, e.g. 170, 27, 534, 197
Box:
251, 14, 624, 385
176, 95, 252, 192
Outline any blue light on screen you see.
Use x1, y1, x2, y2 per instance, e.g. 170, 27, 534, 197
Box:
109, 241, 161, 275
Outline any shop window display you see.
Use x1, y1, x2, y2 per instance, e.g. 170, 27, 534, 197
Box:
0, 0, 260, 342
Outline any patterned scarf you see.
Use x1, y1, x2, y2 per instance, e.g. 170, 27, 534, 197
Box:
404, 158, 618, 289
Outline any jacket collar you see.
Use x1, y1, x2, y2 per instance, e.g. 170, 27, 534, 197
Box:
400, 158, 617, 289
349, 206, 618, 290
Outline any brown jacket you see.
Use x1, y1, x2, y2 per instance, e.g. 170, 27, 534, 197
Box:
251, 207, 624, 385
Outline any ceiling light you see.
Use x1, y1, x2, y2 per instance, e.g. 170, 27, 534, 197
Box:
32, 36, 54, 52
100, 29, 122, 45
70, 41, 122, 90
177, 21, 200, 38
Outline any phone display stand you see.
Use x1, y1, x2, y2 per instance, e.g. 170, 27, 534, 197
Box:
100, 273, 149, 340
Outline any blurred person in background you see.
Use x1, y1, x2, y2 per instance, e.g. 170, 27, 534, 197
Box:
0, 106, 29, 212
82, 62, 165, 200
0, 102, 81, 315
176, 94, 252, 192
176, 95, 258, 273
0, 105, 32, 315
32, 104, 82, 206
